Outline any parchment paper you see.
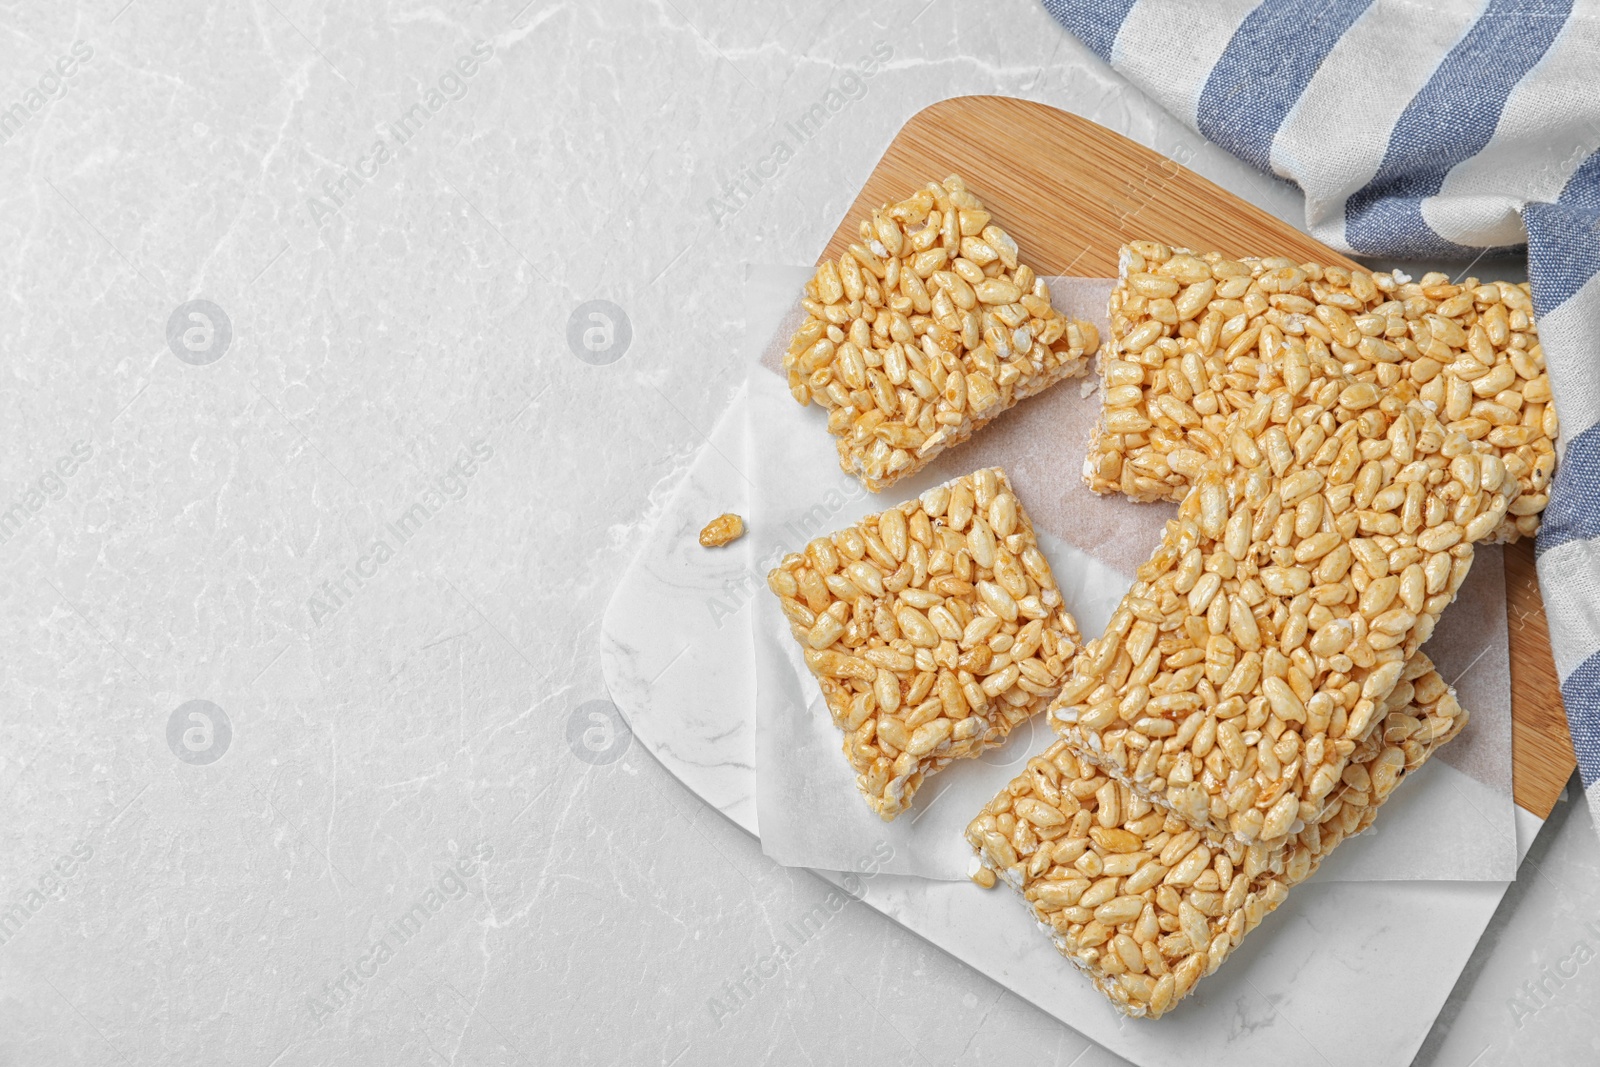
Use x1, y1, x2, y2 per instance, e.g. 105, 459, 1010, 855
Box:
748, 264, 1515, 882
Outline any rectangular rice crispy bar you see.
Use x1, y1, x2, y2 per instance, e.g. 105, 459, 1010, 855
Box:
967, 652, 1465, 1019
1051, 355, 1517, 849
785, 175, 1099, 492
1083, 242, 1554, 541
766, 468, 1082, 819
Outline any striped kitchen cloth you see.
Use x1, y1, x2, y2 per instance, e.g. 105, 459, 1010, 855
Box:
1041, 0, 1600, 827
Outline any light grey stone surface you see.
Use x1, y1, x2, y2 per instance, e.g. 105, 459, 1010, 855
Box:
0, 1, 1588, 1065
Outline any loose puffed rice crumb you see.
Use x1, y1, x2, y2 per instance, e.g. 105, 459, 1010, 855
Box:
767, 468, 1081, 819
1053, 352, 1515, 849
1084, 242, 1554, 541
785, 175, 1099, 492
699, 513, 745, 547
969, 657, 1464, 1019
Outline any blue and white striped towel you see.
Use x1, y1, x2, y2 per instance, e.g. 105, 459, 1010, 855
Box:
1041, 0, 1600, 827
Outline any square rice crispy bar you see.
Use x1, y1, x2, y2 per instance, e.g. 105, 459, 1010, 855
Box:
767, 468, 1081, 819
785, 175, 1099, 492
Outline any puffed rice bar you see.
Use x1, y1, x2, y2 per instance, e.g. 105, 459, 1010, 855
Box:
1052, 357, 1517, 848
766, 468, 1081, 819
785, 175, 1099, 492
967, 653, 1465, 1019
1083, 243, 1555, 541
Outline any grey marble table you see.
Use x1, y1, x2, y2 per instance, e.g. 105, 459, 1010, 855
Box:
2, 2, 1596, 1065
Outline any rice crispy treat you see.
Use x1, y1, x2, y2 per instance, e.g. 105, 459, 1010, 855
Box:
784, 175, 1099, 492
1083, 242, 1554, 541
1052, 354, 1517, 849
766, 468, 1081, 819
967, 653, 1465, 1019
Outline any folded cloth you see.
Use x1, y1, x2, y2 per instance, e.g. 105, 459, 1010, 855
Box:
1040, 0, 1600, 829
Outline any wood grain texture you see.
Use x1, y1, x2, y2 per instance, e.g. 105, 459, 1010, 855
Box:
1505, 539, 1576, 812
820, 95, 1573, 817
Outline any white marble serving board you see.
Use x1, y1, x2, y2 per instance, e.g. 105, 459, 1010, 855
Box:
600, 384, 1546, 1067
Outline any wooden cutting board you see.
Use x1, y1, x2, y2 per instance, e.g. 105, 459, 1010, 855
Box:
819, 95, 1575, 817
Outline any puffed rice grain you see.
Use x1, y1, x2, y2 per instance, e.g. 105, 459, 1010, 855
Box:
699, 513, 745, 547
